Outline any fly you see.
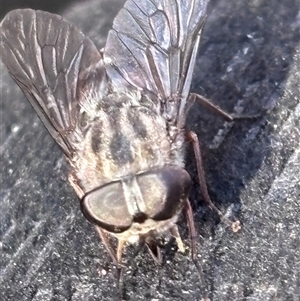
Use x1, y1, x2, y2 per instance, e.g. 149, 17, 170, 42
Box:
1, 0, 236, 271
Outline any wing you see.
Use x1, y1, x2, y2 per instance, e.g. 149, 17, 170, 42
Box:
104, 0, 208, 121
0, 9, 107, 159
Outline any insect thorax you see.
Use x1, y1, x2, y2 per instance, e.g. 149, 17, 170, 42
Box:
72, 92, 185, 195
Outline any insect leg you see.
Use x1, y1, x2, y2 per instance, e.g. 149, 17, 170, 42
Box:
169, 226, 185, 253
191, 93, 262, 121
184, 198, 209, 299
145, 241, 163, 264
187, 131, 223, 217
116, 240, 125, 264
191, 93, 233, 121
95, 226, 120, 266
68, 172, 84, 199
95, 227, 125, 290
187, 131, 241, 231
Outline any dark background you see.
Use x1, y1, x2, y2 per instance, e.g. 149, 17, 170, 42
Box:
1, 0, 299, 300
0, 0, 80, 19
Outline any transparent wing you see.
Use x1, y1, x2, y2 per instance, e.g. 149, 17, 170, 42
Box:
0, 9, 107, 158
104, 0, 208, 119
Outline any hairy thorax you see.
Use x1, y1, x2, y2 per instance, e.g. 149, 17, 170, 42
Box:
71, 92, 185, 195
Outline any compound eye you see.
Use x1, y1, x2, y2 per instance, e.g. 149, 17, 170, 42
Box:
81, 182, 132, 233
137, 167, 192, 221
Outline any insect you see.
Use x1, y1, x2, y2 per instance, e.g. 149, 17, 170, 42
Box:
1, 0, 227, 266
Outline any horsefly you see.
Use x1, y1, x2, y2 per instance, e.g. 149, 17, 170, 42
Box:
1, 0, 230, 270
